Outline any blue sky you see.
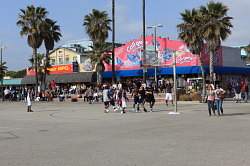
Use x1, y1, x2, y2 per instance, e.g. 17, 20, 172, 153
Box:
1, 0, 250, 70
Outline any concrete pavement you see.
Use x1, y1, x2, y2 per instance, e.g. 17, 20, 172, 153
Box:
0, 101, 250, 166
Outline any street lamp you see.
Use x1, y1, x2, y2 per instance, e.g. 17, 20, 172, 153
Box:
147, 24, 163, 87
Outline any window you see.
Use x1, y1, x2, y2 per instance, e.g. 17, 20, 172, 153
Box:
73, 56, 77, 62
50, 59, 56, 65
58, 57, 63, 64
65, 57, 70, 64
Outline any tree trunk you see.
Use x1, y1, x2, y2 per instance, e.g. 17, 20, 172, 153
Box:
209, 50, 214, 84
96, 71, 102, 84
33, 48, 39, 96
43, 49, 49, 91
199, 53, 206, 103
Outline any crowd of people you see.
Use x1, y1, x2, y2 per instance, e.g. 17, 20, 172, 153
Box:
1, 78, 249, 115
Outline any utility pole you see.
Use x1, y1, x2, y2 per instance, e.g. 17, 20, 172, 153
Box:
173, 51, 177, 112
142, 0, 146, 83
112, 0, 116, 84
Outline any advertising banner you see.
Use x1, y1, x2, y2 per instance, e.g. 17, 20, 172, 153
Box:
105, 36, 207, 71
26, 64, 73, 76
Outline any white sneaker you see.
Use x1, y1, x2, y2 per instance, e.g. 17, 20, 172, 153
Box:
104, 109, 110, 113
114, 108, 118, 112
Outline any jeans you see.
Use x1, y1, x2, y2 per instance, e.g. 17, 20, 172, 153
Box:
215, 99, 223, 115
207, 100, 215, 116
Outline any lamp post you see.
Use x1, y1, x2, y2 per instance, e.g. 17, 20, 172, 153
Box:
112, 0, 116, 84
173, 51, 177, 112
147, 24, 163, 86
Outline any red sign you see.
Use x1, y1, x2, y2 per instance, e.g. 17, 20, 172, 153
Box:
26, 64, 73, 76
105, 36, 210, 71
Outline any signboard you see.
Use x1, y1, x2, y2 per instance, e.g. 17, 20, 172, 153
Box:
26, 64, 73, 76
104, 35, 211, 71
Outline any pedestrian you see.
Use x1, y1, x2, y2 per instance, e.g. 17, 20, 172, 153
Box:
131, 87, 140, 112
139, 86, 147, 112
103, 85, 110, 113
234, 83, 241, 103
108, 86, 118, 112
215, 85, 225, 115
145, 87, 155, 112
165, 81, 173, 106
26, 89, 33, 112
206, 84, 215, 116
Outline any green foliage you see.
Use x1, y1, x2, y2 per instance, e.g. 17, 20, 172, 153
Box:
0, 62, 7, 79
6, 69, 26, 78
83, 9, 111, 46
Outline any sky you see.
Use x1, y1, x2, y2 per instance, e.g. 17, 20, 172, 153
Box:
0, 0, 250, 70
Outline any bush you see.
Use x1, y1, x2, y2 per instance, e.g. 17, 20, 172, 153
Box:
179, 94, 192, 101
190, 92, 202, 101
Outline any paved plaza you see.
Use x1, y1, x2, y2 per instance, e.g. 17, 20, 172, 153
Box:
0, 100, 250, 166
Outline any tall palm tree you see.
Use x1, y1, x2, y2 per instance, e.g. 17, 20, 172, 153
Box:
177, 8, 206, 102
29, 53, 45, 87
83, 9, 111, 83
200, 1, 233, 82
17, 5, 48, 95
41, 18, 62, 90
89, 43, 111, 84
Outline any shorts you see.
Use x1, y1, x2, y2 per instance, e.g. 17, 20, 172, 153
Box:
165, 93, 173, 101
134, 96, 140, 104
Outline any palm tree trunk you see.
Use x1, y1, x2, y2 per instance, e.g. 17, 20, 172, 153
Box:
209, 50, 214, 84
199, 53, 206, 102
43, 49, 49, 91
33, 48, 39, 96
96, 71, 102, 84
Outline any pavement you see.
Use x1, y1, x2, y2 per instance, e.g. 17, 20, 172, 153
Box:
0, 100, 250, 166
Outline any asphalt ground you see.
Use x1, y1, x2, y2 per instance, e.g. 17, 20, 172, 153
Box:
0, 100, 250, 166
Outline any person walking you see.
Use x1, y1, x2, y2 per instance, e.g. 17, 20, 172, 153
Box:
131, 87, 140, 112
207, 84, 215, 116
139, 86, 147, 112
145, 87, 155, 112
215, 85, 225, 115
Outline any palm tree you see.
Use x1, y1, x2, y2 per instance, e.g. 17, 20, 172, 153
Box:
177, 8, 207, 102
29, 53, 45, 87
89, 43, 111, 84
41, 18, 62, 90
83, 9, 111, 83
199, 1, 233, 82
17, 5, 48, 95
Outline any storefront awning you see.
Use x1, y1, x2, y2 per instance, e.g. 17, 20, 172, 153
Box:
21, 72, 96, 85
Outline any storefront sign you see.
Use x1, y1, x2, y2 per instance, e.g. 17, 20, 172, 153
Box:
26, 64, 73, 76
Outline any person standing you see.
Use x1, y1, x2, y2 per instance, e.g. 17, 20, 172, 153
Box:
139, 86, 147, 112
207, 84, 215, 116
103, 85, 110, 113
26, 89, 33, 112
235, 83, 241, 103
165, 82, 173, 106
